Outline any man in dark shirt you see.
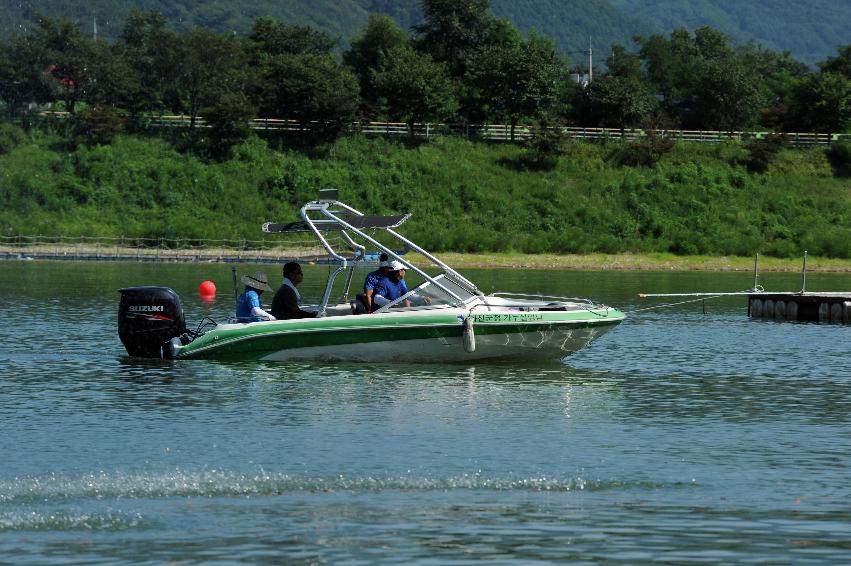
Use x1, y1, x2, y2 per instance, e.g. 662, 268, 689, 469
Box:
271, 262, 317, 320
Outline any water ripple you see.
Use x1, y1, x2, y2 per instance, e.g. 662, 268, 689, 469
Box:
0, 510, 144, 531
0, 470, 696, 504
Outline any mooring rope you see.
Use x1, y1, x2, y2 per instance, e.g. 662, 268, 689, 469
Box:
628, 295, 724, 313
628, 286, 764, 314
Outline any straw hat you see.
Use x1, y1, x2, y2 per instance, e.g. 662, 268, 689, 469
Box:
241, 271, 272, 292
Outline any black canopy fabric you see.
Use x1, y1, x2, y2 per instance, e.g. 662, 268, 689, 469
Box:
262, 214, 409, 233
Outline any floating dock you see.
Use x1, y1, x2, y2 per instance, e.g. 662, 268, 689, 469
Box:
641, 252, 851, 324
749, 293, 851, 322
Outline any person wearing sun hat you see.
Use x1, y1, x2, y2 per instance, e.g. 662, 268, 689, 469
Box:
235, 271, 276, 322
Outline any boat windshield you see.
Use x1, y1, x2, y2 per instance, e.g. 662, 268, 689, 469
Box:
376, 273, 477, 311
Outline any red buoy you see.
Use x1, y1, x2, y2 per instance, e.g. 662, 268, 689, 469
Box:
199, 280, 216, 299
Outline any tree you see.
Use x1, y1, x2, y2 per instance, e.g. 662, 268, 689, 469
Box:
469, 33, 566, 139
584, 74, 657, 132
372, 44, 458, 139
343, 14, 410, 118
415, 0, 503, 78
250, 17, 336, 56
635, 26, 785, 131
692, 57, 764, 132
203, 92, 256, 159
787, 72, 851, 132
24, 13, 101, 114
117, 10, 180, 116
636, 30, 698, 104
693, 26, 732, 61
606, 44, 642, 79
256, 53, 360, 141
249, 17, 359, 140
172, 28, 248, 130
818, 44, 851, 78
0, 36, 54, 118
736, 44, 808, 129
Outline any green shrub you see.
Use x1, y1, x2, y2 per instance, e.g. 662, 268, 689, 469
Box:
611, 130, 677, 167
0, 122, 27, 154
73, 106, 124, 146
826, 141, 851, 176
202, 93, 256, 161
743, 133, 786, 173
515, 121, 568, 171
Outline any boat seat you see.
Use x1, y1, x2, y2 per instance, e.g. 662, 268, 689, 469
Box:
351, 294, 369, 315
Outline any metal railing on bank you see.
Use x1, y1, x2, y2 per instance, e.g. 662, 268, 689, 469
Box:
33, 112, 849, 147
0, 234, 332, 264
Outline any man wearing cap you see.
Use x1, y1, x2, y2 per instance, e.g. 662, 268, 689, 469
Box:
372, 260, 411, 309
360, 253, 390, 313
236, 271, 276, 322
272, 262, 317, 320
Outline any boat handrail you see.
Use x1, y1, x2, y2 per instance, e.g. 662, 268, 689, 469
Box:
301, 204, 349, 266
372, 277, 479, 313
487, 292, 597, 305
312, 202, 469, 306
384, 227, 479, 294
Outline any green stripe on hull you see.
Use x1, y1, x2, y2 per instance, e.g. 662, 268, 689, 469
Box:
177, 312, 624, 361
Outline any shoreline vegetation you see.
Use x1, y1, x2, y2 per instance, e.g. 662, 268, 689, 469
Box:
2, 242, 849, 272
430, 252, 850, 272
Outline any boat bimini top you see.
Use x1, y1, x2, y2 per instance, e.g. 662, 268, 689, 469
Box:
261, 188, 483, 316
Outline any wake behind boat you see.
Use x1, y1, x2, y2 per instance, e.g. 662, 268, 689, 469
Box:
117, 190, 625, 362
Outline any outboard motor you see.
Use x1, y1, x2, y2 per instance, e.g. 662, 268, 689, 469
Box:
118, 287, 187, 358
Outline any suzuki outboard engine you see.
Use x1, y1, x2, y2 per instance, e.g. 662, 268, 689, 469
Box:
118, 287, 187, 358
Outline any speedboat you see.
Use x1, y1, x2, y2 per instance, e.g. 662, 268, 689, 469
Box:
118, 190, 625, 362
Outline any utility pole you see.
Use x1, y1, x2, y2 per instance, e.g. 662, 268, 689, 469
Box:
588, 37, 593, 83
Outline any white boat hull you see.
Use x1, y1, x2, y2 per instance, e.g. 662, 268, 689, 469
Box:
257, 324, 611, 362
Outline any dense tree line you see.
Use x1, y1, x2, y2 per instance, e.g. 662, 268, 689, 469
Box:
1, 0, 849, 158
4, 0, 846, 67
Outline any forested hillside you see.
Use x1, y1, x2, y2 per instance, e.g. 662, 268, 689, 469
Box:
1, 0, 848, 65
490, 0, 653, 61
611, 0, 851, 66
0, 0, 376, 44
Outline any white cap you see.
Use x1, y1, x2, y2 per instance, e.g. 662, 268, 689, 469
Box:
388, 260, 406, 271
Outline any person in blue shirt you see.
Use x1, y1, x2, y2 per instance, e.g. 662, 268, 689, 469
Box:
235, 271, 276, 322
372, 260, 411, 309
361, 253, 390, 313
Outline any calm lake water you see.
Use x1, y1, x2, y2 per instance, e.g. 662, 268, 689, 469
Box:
2, 260, 851, 564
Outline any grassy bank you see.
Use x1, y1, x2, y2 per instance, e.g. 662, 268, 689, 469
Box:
1, 129, 850, 259
430, 252, 851, 272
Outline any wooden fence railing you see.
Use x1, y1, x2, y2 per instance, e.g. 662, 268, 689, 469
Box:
35, 111, 850, 146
